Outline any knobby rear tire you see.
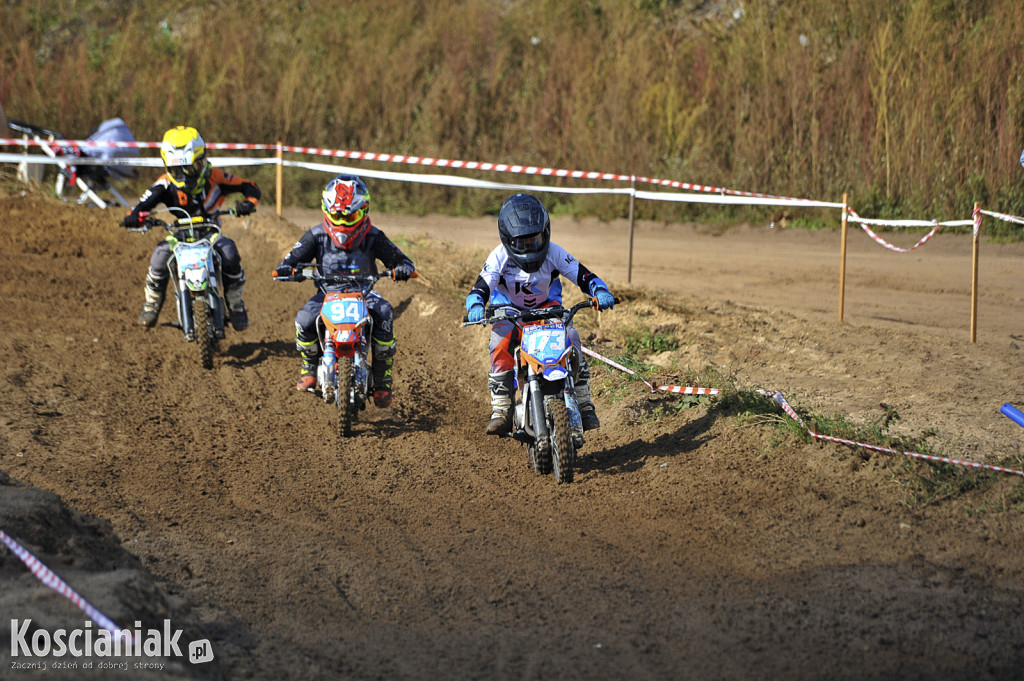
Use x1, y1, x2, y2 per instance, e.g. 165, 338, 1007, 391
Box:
336, 355, 356, 438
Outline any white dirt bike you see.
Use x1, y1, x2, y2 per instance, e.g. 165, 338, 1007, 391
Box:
127, 207, 237, 369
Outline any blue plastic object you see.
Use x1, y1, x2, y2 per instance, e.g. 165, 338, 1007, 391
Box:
1000, 403, 1024, 429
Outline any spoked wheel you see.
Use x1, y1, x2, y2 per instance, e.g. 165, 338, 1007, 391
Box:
192, 297, 215, 370
545, 395, 575, 484
336, 355, 357, 438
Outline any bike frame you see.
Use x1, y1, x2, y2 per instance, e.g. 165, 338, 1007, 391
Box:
317, 290, 373, 405
514, 317, 584, 448
169, 236, 226, 342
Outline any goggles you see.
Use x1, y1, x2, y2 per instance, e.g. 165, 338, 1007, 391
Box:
509, 233, 544, 254
326, 205, 367, 227
167, 158, 206, 184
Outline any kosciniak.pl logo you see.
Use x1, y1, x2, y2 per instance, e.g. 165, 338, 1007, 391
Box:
9, 619, 214, 664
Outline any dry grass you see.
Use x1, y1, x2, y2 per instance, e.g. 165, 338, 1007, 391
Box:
2, 0, 1024, 223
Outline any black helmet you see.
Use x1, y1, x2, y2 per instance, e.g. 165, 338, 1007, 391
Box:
497, 194, 550, 273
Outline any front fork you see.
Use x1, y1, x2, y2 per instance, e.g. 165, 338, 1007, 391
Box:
319, 332, 371, 408
176, 289, 225, 341
516, 369, 584, 449
173, 273, 225, 341
527, 374, 549, 448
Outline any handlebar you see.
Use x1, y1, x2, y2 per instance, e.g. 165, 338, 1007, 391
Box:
8, 119, 65, 140
123, 206, 236, 234
461, 297, 621, 326
272, 263, 418, 287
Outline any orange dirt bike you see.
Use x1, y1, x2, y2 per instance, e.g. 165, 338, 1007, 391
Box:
274, 264, 415, 437
463, 298, 617, 484
126, 207, 239, 370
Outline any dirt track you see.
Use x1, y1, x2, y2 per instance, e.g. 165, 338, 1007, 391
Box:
2, 192, 1024, 680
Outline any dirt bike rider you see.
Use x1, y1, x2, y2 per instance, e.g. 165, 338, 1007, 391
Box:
274, 174, 415, 406
465, 193, 615, 435
120, 126, 260, 330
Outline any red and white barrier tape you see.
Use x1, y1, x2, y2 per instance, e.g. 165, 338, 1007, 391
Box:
582, 346, 721, 396
0, 528, 129, 639
583, 345, 1023, 478
979, 208, 1024, 227
2, 137, 1011, 223
845, 207, 974, 253
858, 221, 942, 252
763, 390, 1024, 477
0, 137, 846, 207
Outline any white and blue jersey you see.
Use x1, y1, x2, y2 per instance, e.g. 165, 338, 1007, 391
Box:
467, 242, 609, 311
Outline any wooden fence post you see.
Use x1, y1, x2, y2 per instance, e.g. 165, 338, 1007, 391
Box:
838, 193, 849, 322
970, 201, 980, 343
275, 141, 283, 217
626, 176, 636, 284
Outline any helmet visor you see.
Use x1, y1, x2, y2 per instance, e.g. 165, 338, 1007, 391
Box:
509, 233, 544, 255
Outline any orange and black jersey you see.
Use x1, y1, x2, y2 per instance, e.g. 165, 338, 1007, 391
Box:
127, 167, 261, 223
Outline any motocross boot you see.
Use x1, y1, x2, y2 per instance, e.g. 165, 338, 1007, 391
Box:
296, 329, 320, 392
296, 352, 318, 392
576, 358, 601, 431
224, 278, 249, 331
485, 370, 514, 435
371, 339, 395, 408
137, 270, 166, 328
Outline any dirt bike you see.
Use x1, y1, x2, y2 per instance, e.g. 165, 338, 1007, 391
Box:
274, 264, 415, 438
8, 118, 139, 209
463, 298, 617, 484
126, 207, 238, 370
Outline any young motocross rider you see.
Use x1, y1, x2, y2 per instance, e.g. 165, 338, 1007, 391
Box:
465, 193, 616, 435
120, 126, 260, 330
273, 174, 415, 407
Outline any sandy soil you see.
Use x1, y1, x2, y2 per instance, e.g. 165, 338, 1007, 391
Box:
1, 193, 1023, 680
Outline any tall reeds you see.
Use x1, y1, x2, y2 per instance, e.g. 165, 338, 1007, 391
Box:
2, 0, 1024, 222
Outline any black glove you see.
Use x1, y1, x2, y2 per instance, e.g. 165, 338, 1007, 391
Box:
274, 264, 293, 278
235, 200, 256, 216
121, 213, 142, 228
393, 263, 414, 281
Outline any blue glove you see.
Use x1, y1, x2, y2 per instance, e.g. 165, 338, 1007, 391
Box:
234, 200, 256, 216
467, 305, 485, 323
273, 264, 293, 278
595, 289, 615, 310
393, 263, 414, 281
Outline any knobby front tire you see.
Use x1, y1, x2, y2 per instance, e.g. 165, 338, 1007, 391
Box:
545, 395, 575, 484
336, 355, 356, 438
193, 297, 214, 370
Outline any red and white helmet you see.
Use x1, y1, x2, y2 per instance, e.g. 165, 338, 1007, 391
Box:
321, 175, 371, 249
